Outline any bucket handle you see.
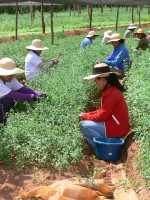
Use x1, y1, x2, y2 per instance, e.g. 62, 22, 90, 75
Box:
120, 130, 136, 141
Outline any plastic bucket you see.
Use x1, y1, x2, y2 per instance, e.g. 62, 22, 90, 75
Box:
93, 137, 125, 161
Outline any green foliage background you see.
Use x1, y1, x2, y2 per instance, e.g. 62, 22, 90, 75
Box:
0, 7, 149, 188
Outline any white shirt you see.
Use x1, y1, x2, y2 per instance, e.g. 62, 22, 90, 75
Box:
25, 51, 43, 80
0, 78, 23, 99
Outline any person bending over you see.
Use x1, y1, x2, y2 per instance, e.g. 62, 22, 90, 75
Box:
79, 63, 129, 153
80, 31, 99, 49
134, 29, 150, 51
25, 39, 59, 80
0, 57, 45, 125
102, 33, 130, 78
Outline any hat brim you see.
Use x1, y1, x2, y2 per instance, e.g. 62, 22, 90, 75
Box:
134, 32, 147, 37
128, 26, 137, 29
26, 45, 48, 51
106, 38, 124, 44
0, 68, 24, 76
84, 71, 121, 83
86, 34, 99, 38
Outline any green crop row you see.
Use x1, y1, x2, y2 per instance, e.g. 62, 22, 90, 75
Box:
0, 28, 149, 188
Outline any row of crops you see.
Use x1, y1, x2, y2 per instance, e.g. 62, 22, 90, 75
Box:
0, 27, 149, 187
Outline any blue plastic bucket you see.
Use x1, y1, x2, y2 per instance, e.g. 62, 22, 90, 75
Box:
93, 137, 125, 161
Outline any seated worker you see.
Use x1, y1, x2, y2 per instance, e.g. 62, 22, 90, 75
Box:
123, 23, 137, 39
102, 30, 113, 44
134, 29, 150, 51
103, 33, 130, 78
79, 63, 129, 153
80, 31, 99, 49
25, 39, 59, 80
0, 57, 46, 126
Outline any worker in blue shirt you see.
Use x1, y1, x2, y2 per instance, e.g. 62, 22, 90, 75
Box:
80, 31, 99, 49
103, 33, 130, 78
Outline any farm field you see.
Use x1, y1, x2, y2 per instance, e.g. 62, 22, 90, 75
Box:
0, 5, 150, 200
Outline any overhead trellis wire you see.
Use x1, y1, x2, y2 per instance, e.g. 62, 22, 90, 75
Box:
0, 0, 149, 6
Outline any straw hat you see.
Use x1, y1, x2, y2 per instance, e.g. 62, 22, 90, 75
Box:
106, 33, 124, 44
0, 58, 24, 76
128, 23, 137, 29
86, 31, 99, 38
84, 63, 121, 83
134, 29, 147, 36
104, 30, 113, 38
26, 39, 48, 51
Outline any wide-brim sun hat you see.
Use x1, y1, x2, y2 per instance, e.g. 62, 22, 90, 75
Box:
104, 30, 113, 38
128, 23, 137, 29
86, 31, 99, 38
84, 63, 121, 83
26, 39, 48, 51
0, 57, 24, 76
134, 29, 147, 37
106, 33, 124, 44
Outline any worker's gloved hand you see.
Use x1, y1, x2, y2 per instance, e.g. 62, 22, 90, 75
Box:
33, 95, 41, 102
40, 93, 48, 98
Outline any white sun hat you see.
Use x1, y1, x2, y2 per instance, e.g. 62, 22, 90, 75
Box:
26, 39, 48, 51
84, 63, 121, 83
86, 31, 99, 38
128, 23, 137, 29
104, 30, 113, 38
0, 58, 24, 76
106, 33, 124, 44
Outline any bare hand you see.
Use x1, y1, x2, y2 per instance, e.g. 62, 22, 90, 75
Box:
79, 112, 89, 117
52, 58, 59, 65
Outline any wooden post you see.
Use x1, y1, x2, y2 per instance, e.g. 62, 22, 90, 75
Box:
87, 5, 90, 17
101, 5, 103, 13
69, 5, 71, 17
131, 6, 134, 23
148, 4, 150, 14
116, 6, 119, 32
15, 0, 18, 40
105, 5, 107, 16
41, 3, 45, 34
50, 4, 54, 45
30, 4, 34, 22
74, 5, 75, 17
89, 5, 93, 30
138, 5, 141, 27
126, 6, 128, 12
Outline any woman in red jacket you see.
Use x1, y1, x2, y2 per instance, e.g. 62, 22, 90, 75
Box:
79, 63, 129, 152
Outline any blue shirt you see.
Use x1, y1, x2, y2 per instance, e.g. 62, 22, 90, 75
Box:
103, 44, 130, 71
80, 37, 93, 49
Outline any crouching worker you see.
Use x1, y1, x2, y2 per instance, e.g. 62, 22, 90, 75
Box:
79, 63, 129, 153
0, 57, 46, 125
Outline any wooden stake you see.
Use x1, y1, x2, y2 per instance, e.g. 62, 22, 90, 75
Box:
15, 0, 18, 40
138, 5, 141, 27
50, 4, 54, 45
30, 4, 34, 22
116, 6, 119, 32
131, 6, 134, 23
41, 3, 45, 34
74, 5, 75, 17
89, 5, 93, 30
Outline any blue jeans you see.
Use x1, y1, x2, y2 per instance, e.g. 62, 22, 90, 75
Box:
79, 120, 106, 153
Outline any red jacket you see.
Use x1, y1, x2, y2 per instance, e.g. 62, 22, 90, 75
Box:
81, 86, 130, 137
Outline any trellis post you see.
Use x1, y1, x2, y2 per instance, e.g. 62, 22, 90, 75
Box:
116, 6, 119, 32
41, 3, 45, 34
131, 6, 134, 23
89, 5, 93, 30
138, 5, 141, 27
50, 4, 54, 45
15, 0, 18, 40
